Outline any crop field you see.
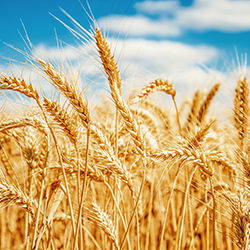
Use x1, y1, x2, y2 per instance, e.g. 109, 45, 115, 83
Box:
0, 7, 249, 250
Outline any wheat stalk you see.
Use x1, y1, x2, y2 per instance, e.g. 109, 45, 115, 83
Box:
185, 90, 203, 131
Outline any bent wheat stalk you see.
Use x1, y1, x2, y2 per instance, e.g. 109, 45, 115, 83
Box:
132, 78, 181, 135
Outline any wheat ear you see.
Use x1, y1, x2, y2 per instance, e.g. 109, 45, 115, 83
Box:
0, 178, 36, 221
43, 96, 78, 144
197, 83, 220, 124
37, 59, 90, 126
95, 28, 145, 156
0, 73, 39, 100
234, 77, 249, 149
132, 79, 176, 103
224, 191, 250, 250
132, 79, 181, 134
95, 28, 122, 91
185, 90, 202, 131
188, 121, 214, 149
86, 202, 120, 250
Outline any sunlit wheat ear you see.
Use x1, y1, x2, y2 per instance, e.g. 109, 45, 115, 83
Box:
86, 202, 120, 250
132, 79, 176, 103
34, 136, 49, 186
0, 117, 48, 136
37, 59, 90, 126
0, 178, 36, 222
95, 28, 145, 156
18, 127, 41, 170
131, 79, 181, 135
0, 73, 40, 100
95, 28, 122, 91
43, 96, 78, 144
185, 90, 204, 131
197, 83, 220, 124
234, 77, 249, 149
188, 121, 214, 148
150, 146, 215, 180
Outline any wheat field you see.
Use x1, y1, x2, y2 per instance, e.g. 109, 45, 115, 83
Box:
0, 11, 249, 250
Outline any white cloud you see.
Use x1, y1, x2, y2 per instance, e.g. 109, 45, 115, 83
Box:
36, 44, 80, 61
98, 15, 181, 37
112, 38, 219, 77
98, 0, 250, 38
35, 43, 102, 80
134, 1, 180, 14
177, 0, 250, 32
135, 0, 250, 33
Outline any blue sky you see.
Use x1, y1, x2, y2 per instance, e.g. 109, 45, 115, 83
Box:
1, 0, 250, 105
